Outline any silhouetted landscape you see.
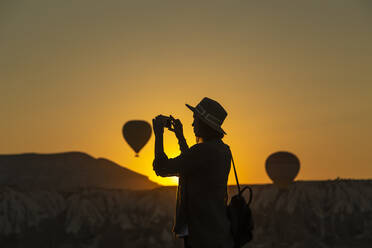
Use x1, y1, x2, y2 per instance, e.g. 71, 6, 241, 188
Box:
0, 152, 159, 190
0, 152, 371, 247
2, 0, 371, 247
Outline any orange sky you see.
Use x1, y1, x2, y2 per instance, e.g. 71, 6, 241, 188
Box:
1, 0, 371, 186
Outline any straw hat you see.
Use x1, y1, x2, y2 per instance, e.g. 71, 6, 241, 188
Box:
186, 97, 228, 135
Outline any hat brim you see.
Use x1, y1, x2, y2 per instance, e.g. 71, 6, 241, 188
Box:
185, 103, 195, 112
185, 103, 227, 135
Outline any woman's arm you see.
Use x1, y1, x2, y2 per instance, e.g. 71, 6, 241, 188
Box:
170, 115, 189, 154
152, 116, 178, 177
154, 133, 166, 159
177, 136, 189, 154
154, 143, 209, 177
153, 116, 166, 159
154, 133, 179, 177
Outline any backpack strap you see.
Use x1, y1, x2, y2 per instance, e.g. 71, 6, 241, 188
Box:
231, 155, 241, 195
231, 152, 253, 205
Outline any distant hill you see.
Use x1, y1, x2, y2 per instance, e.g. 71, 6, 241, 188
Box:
0, 152, 159, 190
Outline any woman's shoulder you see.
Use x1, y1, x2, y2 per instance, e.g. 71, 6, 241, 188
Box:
190, 139, 231, 154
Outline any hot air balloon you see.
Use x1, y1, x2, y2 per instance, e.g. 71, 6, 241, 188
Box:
265, 151, 300, 189
122, 120, 152, 157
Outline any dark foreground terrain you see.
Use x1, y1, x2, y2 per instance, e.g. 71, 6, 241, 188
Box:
0, 180, 371, 248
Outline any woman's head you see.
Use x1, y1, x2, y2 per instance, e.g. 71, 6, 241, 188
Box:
192, 113, 224, 142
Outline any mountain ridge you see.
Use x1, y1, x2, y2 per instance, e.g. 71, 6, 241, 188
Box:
0, 151, 159, 190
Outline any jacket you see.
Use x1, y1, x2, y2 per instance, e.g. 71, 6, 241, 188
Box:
153, 138, 235, 248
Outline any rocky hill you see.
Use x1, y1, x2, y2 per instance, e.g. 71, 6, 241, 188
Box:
0, 179, 371, 247
0, 152, 159, 190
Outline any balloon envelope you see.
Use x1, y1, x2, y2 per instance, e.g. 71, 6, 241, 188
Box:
265, 151, 300, 188
122, 120, 152, 157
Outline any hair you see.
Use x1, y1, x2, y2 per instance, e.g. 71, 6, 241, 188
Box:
197, 117, 225, 141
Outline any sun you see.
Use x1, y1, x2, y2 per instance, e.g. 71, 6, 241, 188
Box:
149, 175, 179, 186
169, 176, 179, 184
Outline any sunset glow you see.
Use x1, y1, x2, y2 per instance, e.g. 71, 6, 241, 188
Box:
1, 0, 371, 186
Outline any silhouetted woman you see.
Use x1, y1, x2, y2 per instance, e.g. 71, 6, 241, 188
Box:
153, 97, 234, 248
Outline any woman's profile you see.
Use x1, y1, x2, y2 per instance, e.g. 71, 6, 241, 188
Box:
153, 97, 235, 248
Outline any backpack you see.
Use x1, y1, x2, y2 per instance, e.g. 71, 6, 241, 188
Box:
226, 155, 254, 248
